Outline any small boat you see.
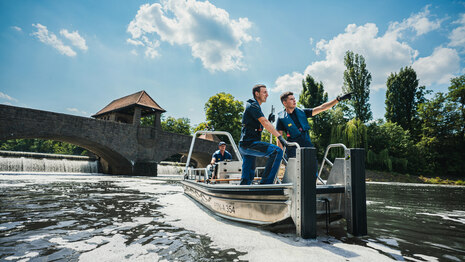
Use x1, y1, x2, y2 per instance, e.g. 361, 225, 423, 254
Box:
182, 131, 367, 239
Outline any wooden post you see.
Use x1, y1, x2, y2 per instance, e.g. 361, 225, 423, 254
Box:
300, 147, 317, 239
349, 148, 367, 236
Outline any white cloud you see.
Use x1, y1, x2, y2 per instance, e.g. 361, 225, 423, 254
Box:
127, 38, 144, 46
11, 26, 22, 32
412, 47, 460, 86
66, 108, 88, 115
0, 91, 18, 102
272, 6, 460, 97
387, 5, 442, 38
32, 24, 76, 57
272, 72, 304, 94
273, 23, 416, 96
448, 13, 465, 51
127, 0, 254, 71
60, 29, 88, 51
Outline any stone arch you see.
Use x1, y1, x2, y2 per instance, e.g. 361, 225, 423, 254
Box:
3, 134, 133, 175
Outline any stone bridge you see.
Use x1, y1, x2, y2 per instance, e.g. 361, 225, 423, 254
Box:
0, 104, 221, 175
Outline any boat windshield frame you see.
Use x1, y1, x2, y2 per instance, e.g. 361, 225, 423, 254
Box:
184, 131, 242, 175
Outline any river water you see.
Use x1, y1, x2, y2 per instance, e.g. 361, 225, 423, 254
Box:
0, 173, 464, 261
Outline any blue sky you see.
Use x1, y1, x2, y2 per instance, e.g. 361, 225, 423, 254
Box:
1, 0, 464, 126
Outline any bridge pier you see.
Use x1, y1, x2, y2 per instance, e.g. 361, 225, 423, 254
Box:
133, 161, 158, 176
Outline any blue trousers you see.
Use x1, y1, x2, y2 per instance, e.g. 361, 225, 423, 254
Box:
239, 141, 283, 185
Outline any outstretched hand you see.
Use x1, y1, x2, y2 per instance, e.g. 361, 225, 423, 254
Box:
337, 92, 352, 102
268, 113, 275, 123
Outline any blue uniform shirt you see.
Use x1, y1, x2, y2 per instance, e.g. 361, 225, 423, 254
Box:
212, 150, 232, 162
239, 99, 265, 146
276, 108, 313, 146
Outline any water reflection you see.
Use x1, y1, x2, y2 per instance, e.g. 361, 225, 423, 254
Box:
333, 183, 465, 261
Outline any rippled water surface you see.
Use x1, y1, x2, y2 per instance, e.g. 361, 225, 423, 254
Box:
0, 174, 246, 261
1, 174, 464, 261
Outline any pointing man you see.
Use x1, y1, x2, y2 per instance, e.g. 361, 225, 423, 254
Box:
276, 91, 351, 158
239, 84, 290, 185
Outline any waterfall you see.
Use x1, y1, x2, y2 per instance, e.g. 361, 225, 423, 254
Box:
0, 151, 99, 173
157, 164, 184, 175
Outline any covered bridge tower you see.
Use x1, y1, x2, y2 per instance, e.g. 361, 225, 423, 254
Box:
92, 90, 165, 128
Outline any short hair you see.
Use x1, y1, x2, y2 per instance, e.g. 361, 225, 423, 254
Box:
280, 91, 294, 103
252, 84, 266, 98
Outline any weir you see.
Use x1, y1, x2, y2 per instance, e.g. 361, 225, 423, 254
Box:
0, 151, 99, 173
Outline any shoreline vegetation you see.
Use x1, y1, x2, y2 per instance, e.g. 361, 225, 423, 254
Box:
366, 169, 465, 186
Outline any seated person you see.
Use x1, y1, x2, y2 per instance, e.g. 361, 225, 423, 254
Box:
206, 141, 232, 179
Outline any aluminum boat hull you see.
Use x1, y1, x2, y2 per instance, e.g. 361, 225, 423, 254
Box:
181, 180, 344, 225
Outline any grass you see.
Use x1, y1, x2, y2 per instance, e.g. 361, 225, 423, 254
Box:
418, 176, 465, 186
365, 169, 465, 185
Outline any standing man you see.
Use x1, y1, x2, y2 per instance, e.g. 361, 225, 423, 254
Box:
239, 84, 290, 185
276, 91, 351, 158
206, 141, 232, 179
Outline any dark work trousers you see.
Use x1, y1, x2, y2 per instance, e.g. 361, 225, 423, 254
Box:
239, 141, 283, 185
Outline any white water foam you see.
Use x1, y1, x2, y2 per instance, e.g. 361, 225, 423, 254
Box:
152, 189, 395, 261
4, 251, 40, 262
417, 210, 465, 225
78, 234, 159, 262
0, 174, 402, 261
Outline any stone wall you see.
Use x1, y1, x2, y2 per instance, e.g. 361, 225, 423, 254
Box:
0, 104, 218, 176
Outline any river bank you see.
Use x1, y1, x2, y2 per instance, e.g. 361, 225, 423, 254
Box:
366, 169, 465, 185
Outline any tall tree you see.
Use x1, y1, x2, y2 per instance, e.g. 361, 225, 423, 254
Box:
299, 74, 330, 156
343, 51, 372, 122
299, 75, 328, 108
385, 66, 427, 137
205, 92, 243, 142
417, 90, 464, 177
448, 74, 465, 139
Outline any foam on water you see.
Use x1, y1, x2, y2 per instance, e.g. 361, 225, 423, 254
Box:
4, 251, 40, 262
78, 234, 159, 262
417, 210, 465, 225
2, 173, 463, 261
152, 191, 394, 261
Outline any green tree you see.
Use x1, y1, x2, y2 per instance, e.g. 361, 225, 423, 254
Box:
366, 121, 414, 173
417, 92, 463, 177
141, 115, 192, 135
0, 139, 88, 155
342, 51, 372, 122
161, 116, 191, 135
204, 93, 243, 142
299, 74, 331, 157
192, 122, 210, 133
299, 75, 328, 108
448, 74, 465, 138
140, 114, 155, 127
385, 66, 428, 139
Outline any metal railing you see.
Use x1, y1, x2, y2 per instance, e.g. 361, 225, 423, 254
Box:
317, 143, 348, 185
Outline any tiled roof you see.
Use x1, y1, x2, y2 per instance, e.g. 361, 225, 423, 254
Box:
92, 90, 166, 117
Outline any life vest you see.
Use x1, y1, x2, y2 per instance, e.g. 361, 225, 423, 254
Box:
277, 108, 311, 139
